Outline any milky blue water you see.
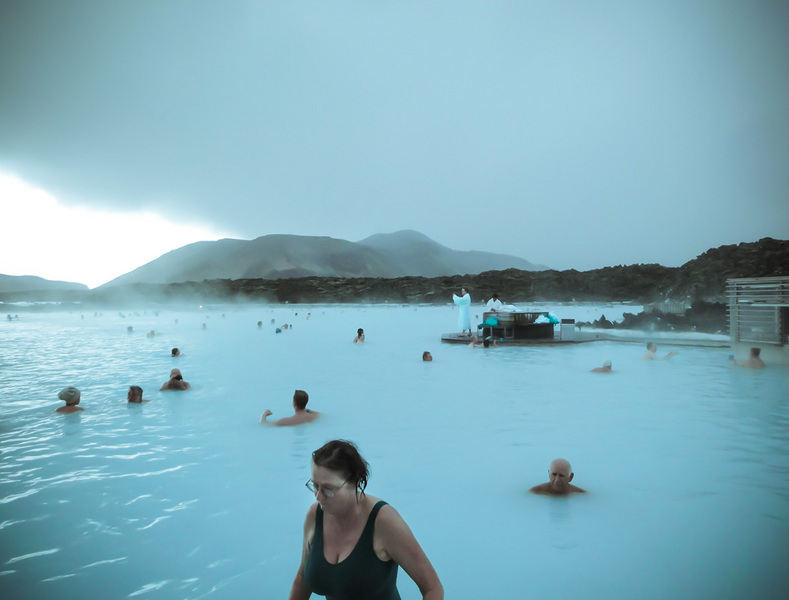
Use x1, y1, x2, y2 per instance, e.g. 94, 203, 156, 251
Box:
1, 303, 788, 599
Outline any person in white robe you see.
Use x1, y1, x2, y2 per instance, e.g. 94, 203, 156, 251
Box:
452, 288, 472, 336
486, 293, 503, 312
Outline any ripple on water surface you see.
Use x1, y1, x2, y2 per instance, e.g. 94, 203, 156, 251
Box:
1, 305, 788, 599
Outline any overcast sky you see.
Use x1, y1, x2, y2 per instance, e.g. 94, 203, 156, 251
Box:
1, 1, 787, 287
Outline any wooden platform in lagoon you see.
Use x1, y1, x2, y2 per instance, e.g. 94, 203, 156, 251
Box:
442, 310, 571, 346
441, 309, 731, 348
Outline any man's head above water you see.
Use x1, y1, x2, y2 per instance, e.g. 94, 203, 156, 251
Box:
529, 457, 586, 496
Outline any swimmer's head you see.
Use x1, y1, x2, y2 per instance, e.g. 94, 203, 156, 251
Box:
293, 389, 309, 410
646, 342, 656, 352
422, 351, 432, 361
357, 328, 364, 336
58, 386, 81, 406
483, 339, 490, 348
750, 347, 761, 357
171, 347, 180, 357
312, 440, 369, 495
548, 458, 574, 492
128, 386, 143, 403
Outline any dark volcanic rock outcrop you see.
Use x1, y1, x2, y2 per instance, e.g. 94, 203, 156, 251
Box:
4, 238, 787, 316
669, 238, 789, 300
580, 301, 728, 334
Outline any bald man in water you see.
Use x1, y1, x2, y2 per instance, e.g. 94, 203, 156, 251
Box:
530, 458, 586, 495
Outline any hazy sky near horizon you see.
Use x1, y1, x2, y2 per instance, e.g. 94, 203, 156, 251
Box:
2, 1, 788, 288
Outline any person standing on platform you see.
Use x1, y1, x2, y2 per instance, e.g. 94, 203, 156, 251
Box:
452, 288, 472, 337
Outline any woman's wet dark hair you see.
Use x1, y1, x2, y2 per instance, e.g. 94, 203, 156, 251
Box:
312, 439, 370, 495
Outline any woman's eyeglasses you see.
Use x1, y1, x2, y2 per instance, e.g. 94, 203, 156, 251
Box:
305, 479, 348, 498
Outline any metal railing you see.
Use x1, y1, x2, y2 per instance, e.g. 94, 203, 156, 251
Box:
727, 277, 789, 345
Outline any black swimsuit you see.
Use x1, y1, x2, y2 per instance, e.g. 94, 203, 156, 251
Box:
304, 500, 400, 600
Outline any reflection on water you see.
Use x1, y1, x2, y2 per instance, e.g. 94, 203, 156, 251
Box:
1, 304, 788, 599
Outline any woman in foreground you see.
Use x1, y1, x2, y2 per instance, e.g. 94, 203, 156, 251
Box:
288, 440, 443, 600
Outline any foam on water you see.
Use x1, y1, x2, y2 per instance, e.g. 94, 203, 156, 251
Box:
1, 303, 788, 599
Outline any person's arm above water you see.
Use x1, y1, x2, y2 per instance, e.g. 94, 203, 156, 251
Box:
376, 504, 444, 600
287, 504, 317, 600
261, 410, 301, 426
261, 409, 281, 425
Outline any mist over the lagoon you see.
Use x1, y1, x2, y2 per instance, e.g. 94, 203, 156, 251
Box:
1, 0, 788, 282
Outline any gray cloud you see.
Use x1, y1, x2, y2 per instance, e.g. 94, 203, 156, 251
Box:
2, 0, 787, 270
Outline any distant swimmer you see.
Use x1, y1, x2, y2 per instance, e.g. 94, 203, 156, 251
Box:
591, 360, 613, 373
422, 351, 433, 361
171, 347, 181, 357
486, 293, 503, 312
56, 386, 84, 413
261, 390, 320, 426
469, 335, 496, 348
730, 347, 765, 369
530, 458, 586, 496
353, 328, 365, 343
642, 342, 678, 360
127, 385, 150, 403
452, 287, 472, 336
160, 368, 191, 391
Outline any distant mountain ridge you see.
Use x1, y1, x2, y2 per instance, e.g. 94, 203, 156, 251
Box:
0, 274, 88, 294
97, 230, 546, 288
2, 237, 786, 305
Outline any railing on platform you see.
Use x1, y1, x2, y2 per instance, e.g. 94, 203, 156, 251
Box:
727, 277, 789, 345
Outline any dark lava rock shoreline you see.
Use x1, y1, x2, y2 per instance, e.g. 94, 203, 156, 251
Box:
2, 238, 786, 336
